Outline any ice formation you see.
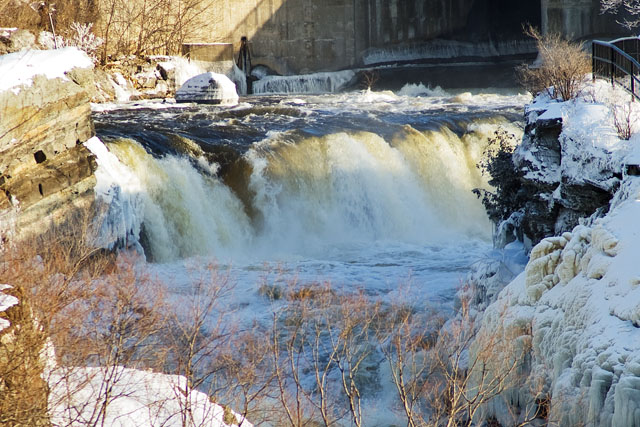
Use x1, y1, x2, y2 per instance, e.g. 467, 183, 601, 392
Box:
473, 84, 640, 426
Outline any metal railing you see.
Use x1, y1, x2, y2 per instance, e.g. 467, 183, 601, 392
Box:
592, 37, 640, 101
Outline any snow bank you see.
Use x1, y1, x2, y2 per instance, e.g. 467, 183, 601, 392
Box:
49, 366, 251, 426
0, 47, 93, 93
474, 83, 640, 426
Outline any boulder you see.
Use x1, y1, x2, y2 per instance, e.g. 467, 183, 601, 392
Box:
67, 67, 117, 103
175, 72, 239, 105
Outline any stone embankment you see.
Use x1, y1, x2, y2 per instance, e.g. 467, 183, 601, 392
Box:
0, 71, 98, 241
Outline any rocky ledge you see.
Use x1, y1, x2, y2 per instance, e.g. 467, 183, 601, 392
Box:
466, 84, 640, 427
497, 95, 624, 250
0, 50, 98, 242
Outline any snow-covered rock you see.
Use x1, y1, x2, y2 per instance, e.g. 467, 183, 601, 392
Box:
473, 83, 640, 426
504, 82, 631, 250
175, 72, 239, 105
0, 47, 98, 243
0, 47, 93, 94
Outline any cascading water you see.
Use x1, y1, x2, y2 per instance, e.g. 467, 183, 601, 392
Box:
98, 118, 517, 264
90, 87, 528, 425
252, 70, 356, 94
94, 90, 525, 273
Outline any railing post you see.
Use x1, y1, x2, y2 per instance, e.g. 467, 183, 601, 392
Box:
592, 42, 596, 82
611, 46, 615, 86
632, 65, 635, 101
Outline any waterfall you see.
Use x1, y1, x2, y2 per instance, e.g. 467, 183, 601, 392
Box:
252, 70, 356, 95
95, 118, 521, 262
362, 39, 537, 65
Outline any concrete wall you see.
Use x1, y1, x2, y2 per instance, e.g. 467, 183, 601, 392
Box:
541, 0, 627, 40
186, 0, 540, 75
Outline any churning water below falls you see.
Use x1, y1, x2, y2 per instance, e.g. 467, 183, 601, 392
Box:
93, 84, 528, 319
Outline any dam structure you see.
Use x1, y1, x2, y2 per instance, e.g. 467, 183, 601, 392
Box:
195, 0, 541, 75
189, 0, 629, 77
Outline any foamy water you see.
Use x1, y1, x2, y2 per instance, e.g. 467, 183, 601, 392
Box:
88, 86, 529, 425
93, 87, 527, 304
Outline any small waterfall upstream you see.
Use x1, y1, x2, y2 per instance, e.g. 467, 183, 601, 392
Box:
252, 70, 356, 95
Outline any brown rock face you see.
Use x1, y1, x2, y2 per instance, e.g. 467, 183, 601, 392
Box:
0, 72, 98, 238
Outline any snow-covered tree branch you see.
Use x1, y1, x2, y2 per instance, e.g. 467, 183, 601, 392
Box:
601, 0, 640, 29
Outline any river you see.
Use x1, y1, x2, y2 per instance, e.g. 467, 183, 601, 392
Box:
92, 81, 528, 424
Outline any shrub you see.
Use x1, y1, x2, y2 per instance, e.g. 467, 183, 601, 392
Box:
517, 26, 591, 100
611, 101, 638, 140
473, 129, 523, 225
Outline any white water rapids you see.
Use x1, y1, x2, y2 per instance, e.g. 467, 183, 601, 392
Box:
93, 88, 527, 305
88, 86, 529, 425
106, 118, 508, 263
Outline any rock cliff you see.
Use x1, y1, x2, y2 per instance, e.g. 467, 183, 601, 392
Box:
467, 84, 640, 426
497, 96, 623, 251
0, 61, 98, 242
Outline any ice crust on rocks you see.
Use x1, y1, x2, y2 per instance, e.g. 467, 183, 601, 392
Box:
473, 83, 640, 426
175, 72, 239, 105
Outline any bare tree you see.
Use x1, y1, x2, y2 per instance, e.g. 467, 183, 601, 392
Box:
163, 263, 244, 427
377, 304, 443, 427
610, 100, 638, 140
517, 25, 591, 100
425, 299, 532, 427
601, 0, 640, 30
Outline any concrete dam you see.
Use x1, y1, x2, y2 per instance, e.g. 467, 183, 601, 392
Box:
198, 0, 540, 75
193, 0, 626, 76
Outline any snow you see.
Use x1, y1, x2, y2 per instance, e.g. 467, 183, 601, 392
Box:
474, 81, 640, 426
48, 366, 250, 426
0, 47, 93, 93
0, 284, 18, 332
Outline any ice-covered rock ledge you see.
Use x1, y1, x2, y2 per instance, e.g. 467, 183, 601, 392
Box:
471, 84, 640, 426
501, 83, 630, 250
